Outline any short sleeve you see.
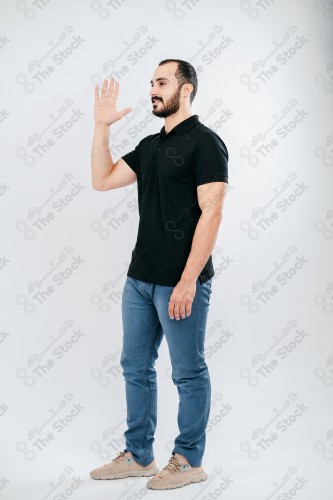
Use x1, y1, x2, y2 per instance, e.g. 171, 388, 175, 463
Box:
121, 143, 140, 174
193, 132, 229, 186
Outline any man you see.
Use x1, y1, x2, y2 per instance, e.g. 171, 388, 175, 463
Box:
89, 59, 229, 490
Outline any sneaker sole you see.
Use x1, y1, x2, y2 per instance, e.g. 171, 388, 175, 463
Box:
91, 466, 159, 480
146, 471, 208, 489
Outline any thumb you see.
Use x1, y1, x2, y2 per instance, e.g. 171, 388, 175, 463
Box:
119, 107, 133, 119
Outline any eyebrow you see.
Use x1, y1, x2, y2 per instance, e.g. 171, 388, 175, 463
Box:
150, 77, 169, 84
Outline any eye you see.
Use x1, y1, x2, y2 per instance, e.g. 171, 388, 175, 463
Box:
150, 81, 166, 87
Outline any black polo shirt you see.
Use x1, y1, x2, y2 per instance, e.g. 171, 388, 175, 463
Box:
121, 114, 229, 286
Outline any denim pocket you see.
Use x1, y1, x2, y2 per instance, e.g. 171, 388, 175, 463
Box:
200, 278, 212, 295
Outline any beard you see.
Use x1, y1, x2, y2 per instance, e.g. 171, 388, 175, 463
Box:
151, 85, 182, 118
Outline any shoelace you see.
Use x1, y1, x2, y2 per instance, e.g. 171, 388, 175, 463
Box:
162, 455, 182, 474
103, 450, 127, 467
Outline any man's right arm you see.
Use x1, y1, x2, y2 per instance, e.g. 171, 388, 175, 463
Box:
91, 123, 136, 191
91, 78, 136, 191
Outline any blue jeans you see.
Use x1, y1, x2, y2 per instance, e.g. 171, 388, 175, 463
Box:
120, 275, 212, 468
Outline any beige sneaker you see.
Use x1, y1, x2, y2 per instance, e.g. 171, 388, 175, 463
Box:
146, 452, 207, 490
90, 451, 159, 480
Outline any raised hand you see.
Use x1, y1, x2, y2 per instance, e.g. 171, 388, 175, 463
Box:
94, 78, 133, 126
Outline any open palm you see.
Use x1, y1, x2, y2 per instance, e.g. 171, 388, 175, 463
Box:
94, 78, 132, 126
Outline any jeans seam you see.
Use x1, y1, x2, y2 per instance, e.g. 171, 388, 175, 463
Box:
139, 318, 160, 459
196, 281, 201, 361
198, 282, 210, 390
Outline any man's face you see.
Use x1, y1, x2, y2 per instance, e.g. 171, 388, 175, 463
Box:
149, 63, 182, 118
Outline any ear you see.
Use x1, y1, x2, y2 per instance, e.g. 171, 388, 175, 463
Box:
182, 83, 193, 98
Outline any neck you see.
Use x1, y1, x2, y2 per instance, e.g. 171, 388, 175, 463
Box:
163, 109, 192, 134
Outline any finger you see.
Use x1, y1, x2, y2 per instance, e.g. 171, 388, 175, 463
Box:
101, 79, 108, 97
111, 80, 119, 100
174, 304, 181, 321
168, 300, 174, 319
94, 83, 100, 101
119, 107, 133, 118
179, 303, 186, 319
185, 302, 192, 317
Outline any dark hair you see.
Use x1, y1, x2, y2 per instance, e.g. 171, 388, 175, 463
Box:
158, 59, 198, 104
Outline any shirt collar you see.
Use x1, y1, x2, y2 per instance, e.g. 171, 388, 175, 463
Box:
159, 114, 200, 137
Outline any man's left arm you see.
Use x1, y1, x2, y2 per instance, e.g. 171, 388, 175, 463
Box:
168, 181, 228, 320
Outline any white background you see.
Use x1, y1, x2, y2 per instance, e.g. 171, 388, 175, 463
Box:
1, 0, 333, 499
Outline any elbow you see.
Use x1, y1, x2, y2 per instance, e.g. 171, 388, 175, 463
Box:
92, 181, 105, 191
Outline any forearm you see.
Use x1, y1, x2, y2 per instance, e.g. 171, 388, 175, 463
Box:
181, 213, 222, 283
91, 124, 113, 187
